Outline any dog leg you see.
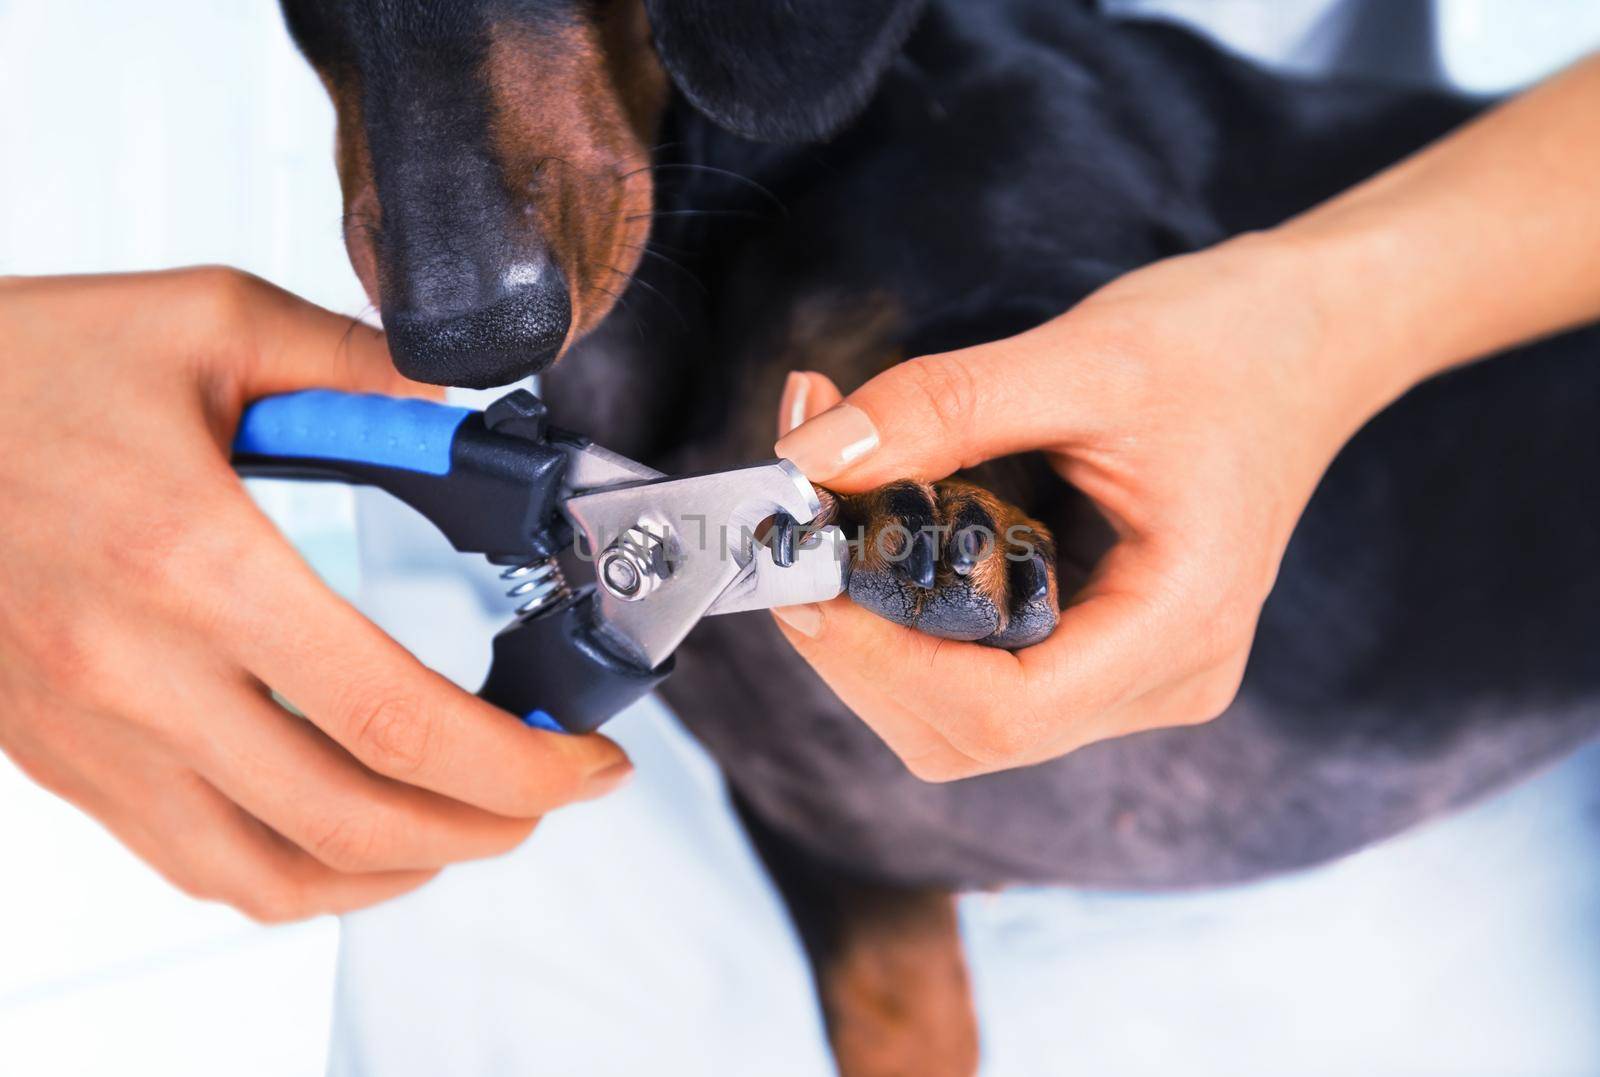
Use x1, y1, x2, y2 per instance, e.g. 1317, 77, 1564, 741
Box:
736, 797, 980, 1077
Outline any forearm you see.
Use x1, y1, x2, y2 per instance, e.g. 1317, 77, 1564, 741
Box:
1265, 52, 1600, 426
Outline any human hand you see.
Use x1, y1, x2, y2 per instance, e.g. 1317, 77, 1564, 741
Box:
769, 236, 1413, 781
0, 269, 630, 921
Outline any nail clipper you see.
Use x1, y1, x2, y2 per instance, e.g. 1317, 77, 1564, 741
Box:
232, 389, 848, 732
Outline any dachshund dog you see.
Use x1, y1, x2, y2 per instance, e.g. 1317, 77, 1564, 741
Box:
281, 0, 1600, 1071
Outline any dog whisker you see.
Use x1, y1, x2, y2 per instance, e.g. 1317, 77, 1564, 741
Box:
622, 244, 709, 295
530, 155, 576, 183
338, 303, 381, 355
601, 264, 690, 332
610, 144, 687, 181
625, 209, 769, 222
586, 280, 648, 346
636, 237, 696, 258
627, 162, 789, 216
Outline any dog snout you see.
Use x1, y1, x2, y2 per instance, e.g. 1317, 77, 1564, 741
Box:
383, 253, 573, 389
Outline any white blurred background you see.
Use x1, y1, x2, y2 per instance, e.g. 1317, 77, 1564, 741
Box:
0, 3, 360, 1074
4, 2, 1600, 1076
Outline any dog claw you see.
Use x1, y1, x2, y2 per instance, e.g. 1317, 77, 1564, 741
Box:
903, 528, 937, 589
949, 525, 985, 576
1021, 551, 1050, 601
770, 513, 797, 568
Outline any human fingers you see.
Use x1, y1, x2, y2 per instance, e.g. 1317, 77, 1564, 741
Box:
773, 323, 1107, 492
18, 713, 435, 922
770, 544, 1231, 778
187, 678, 543, 873
217, 507, 632, 817
769, 599, 974, 777
120, 774, 440, 923
212, 268, 439, 401
6, 267, 433, 402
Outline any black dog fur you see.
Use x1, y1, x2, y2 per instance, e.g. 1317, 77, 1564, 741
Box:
282, 0, 1600, 1064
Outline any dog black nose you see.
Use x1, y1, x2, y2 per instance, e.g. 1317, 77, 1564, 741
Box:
384, 257, 573, 389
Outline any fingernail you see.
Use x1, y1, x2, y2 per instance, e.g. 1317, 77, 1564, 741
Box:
772, 603, 824, 638
582, 760, 635, 799
778, 371, 810, 438
774, 404, 879, 482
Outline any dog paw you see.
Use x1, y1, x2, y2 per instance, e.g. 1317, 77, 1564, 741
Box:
825, 480, 1059, 649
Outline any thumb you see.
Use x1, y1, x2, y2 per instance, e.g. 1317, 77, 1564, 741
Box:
232, 275, 441, 401
773, 326, 1073, 493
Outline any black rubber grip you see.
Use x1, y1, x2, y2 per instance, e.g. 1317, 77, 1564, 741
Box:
480, 589, 673, 734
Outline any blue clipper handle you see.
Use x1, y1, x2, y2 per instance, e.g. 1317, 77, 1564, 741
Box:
232, 389, 572, 559
232, 389, 669, 734
233, 390, 472, 476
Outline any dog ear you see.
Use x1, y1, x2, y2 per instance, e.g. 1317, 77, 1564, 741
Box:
642, 0, 927, 143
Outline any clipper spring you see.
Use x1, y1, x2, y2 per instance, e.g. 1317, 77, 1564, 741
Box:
502, 556, 571, 618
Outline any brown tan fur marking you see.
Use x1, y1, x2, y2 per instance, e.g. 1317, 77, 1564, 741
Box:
819, 886, 981, 1077
318, 65, 384, 306
482, 4, 666, 344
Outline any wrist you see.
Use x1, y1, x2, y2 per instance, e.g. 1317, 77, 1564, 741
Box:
1224, 221, 1451, 440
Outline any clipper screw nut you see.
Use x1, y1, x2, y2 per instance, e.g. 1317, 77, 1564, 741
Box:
597, 526, 671, 602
